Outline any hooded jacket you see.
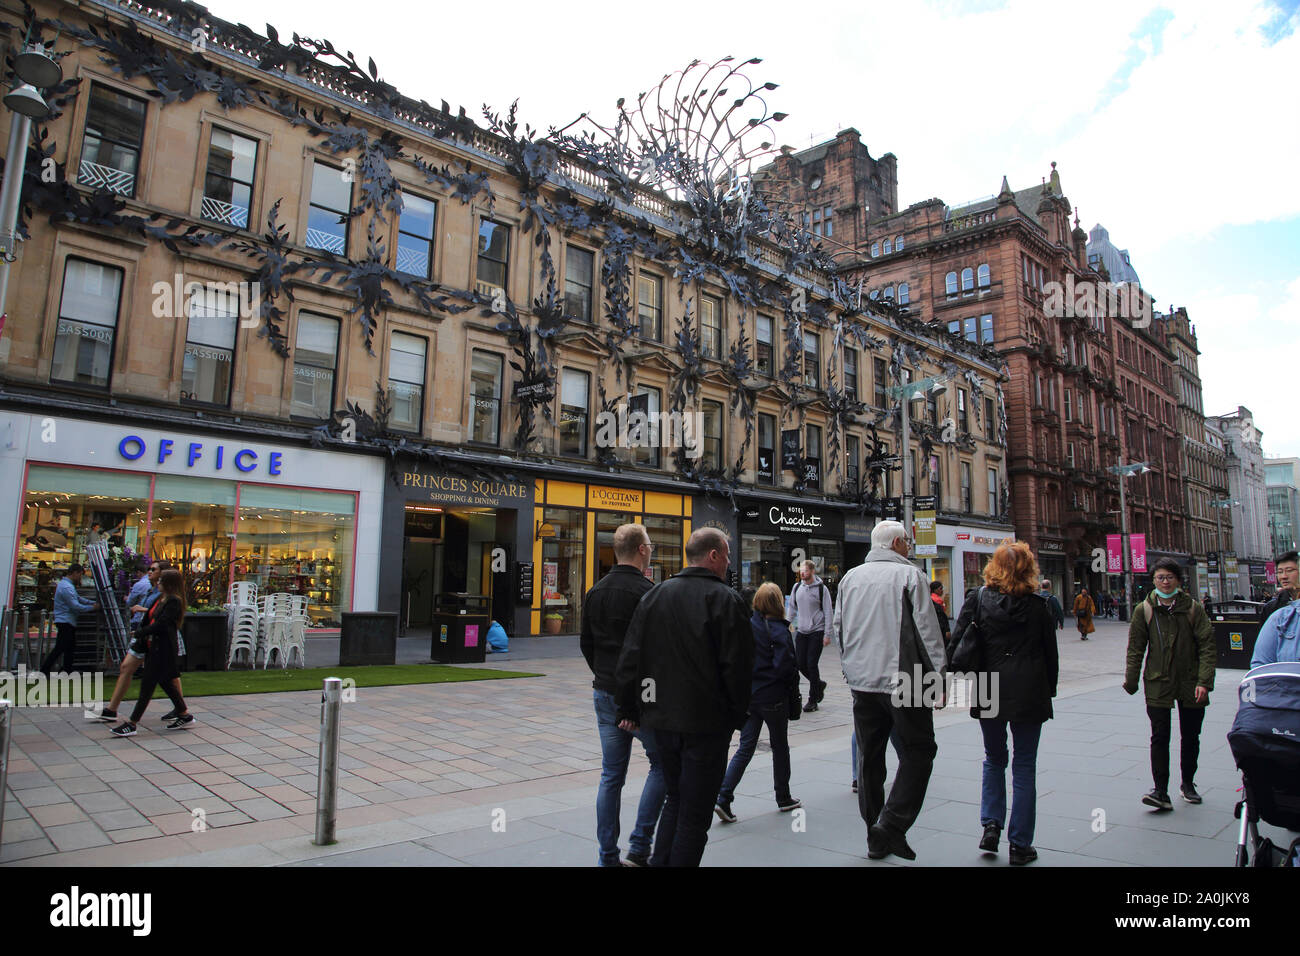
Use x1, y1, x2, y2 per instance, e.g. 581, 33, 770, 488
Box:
790, 574, 834, 637
748, 612, 797, 707
833, 547, 946, 694
1124, 590, 1215, 708
952, 587, 1058, 722
1252, 599, 1300, 667
614, 566, 753, 732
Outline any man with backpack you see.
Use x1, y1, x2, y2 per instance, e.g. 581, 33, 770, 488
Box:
789, 560, 834, 712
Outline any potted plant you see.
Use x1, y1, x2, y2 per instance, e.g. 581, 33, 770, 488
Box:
543, 612, 564, 635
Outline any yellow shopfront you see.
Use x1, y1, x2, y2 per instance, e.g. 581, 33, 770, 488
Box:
530, 480, 692, 635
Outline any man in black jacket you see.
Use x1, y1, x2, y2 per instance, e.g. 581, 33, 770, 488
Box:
615, 528, 753, 867
1258, 551, 1298, 625
580, 522, 663, 867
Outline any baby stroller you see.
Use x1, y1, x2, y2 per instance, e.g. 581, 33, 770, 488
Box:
1227, 662, 1300, 866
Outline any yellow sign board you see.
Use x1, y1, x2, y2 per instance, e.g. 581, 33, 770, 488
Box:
588, 485, 644, 512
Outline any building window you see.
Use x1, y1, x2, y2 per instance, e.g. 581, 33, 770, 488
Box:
846, 434, 860, 492
1064, 388, 1072, 422
824, 207, 833, 237
701, 400, 724, 470
871, 241, 880, 258
291, 312, 339, 419
948, 319, 962, 339
977, 263, 991, 289
79, 84, 146, 197
987, 467, 998, 514
756, 314, 774, 377
635, 386, 662, 468
181, 286, 238, 407
844, 348, 858, 399
803, 330, 820, 389
985, 396, 996, 438
979, 313, 993, 344
1066, 442, 1075, 467
883, 238, 893, 255
898, 282, 910, 305
873, 357, 887, 408
559, 368, 590, 457
895, 234, 904, 252
469, 350, 504, 445
564, 246, 595, 323
926, 386, 938, 425
637, 273, 662, 341
757, 413, 776, 485
50, 259, 122, 390
806, 424, 822, 490
395, 193, 437, 278
961, 461, 972, 512
701, 294, 722, 359
945, 271, 958, 298
883, 285, 895, 300
1035, 375, 1042, 407
958, 388, 968, 432
202, 129, 257, 228
476, 218, 510, 294
388, 332, 427, 433
961, 267, 975, 295
306, 160, 350, 255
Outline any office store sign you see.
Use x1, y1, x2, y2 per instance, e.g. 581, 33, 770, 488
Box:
117, 434, 284, 476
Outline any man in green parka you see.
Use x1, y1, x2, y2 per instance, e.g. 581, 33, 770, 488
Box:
1123, 558, 1215, 811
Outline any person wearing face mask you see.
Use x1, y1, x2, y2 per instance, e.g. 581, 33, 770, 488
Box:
1123, 558, 1215, 810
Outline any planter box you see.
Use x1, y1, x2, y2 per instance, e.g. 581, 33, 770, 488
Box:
181, 612, 228, 672
340, 612, 398, 666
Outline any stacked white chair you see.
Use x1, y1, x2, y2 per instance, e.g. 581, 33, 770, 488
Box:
226, 581, 260, 667
284, 595, 309, 668
260, 592, 295, 668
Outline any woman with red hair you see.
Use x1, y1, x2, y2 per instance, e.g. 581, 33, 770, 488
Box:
951, 541, 1059, 865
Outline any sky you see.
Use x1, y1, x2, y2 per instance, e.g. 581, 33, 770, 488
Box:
204, 0, 1300, 454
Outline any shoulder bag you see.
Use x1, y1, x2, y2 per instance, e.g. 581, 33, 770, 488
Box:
950, 587, 987, 672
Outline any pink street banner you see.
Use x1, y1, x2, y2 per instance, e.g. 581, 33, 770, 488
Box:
1266, 561, 1277, 584
1130, 533, 1147, 573
1106, 535, 1123, 573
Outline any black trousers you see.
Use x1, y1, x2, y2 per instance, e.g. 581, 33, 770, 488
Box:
853, 690, 937, 836
1147, 702, 1206, 793
650, 730, 731, 867
795, 631, 825, 699
41, 623, 78, 673
129, 668, 187, 724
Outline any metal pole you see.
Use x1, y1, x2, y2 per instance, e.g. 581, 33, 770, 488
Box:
0, 699, 12, 844
0, 607, 8, 673
1215, 504, 1224, 603
901, 385, 912, 552
314, 676, 342, 846
1120, 471, 1132, 622
0, 112, 33, 316
19, 609, 28, 673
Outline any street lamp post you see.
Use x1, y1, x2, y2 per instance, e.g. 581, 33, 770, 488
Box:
887, 372, 951, 556
1210, 496, 1239, 603
1108, 461, 1151, 622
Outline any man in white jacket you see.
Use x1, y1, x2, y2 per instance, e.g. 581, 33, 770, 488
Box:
834, 520, 947, 861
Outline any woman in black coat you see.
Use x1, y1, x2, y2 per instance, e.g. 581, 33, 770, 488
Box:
950, 542, 1058, 865
714, 582, 800, 822
110, 569, 194, 737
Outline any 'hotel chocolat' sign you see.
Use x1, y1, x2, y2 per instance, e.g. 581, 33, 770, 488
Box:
744, 504, 826, 534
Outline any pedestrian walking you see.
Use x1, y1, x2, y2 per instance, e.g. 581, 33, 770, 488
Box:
579, 523, 665, 867
1257, 551, 1298, 625
833, 520, 947, 861
930, 580, 952, 655
1037, 579, 1065, 631
951, 542, 1059, 865
41, 563, 99, 674
109, 569, 194, 737
1123, 558, 1215, 809
789, 560, 833, 711
614, 528, 752, 867
714, 582, 800, 823
1072, 586, 1096, 640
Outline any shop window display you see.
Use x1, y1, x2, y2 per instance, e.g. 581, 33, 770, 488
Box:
149, 476, 235, 608
540, 506, 584, 633
642, 514, 683, 584
594, 511, 638, 583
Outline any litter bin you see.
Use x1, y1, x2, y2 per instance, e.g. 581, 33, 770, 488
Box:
1210, 601, 1263, 669
180, 612, 228, 672
431, 593, 490, 664
340, 611, 398, 666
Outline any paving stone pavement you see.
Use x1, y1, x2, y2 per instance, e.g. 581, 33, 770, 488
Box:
2, 620, 1294, 866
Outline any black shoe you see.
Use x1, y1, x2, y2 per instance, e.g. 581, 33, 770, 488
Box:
816, 680, 828, 704
166, 714, 196, 730
979, 823, 1001, 853
851, 779, 858, 793
160, 709, 179, 721
803, 700, 818, 712
1008, 843, 1038, 865
777, 796, 801, 812
714, 801, 737, 824
867, 824, 916, 861
1080, 635, 1089, 641
1142, 788, 1174, 811
621, 852, 650, 867
109, 722, 137, 738
1180, 784, 1202, 805
85, 707, 116, 723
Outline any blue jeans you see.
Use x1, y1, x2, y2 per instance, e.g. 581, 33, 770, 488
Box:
594, 689, 665, 866
979, 719, 1042, 848
717, 702, 791, 804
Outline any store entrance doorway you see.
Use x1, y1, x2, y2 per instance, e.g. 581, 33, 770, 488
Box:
402, 505, 514, 632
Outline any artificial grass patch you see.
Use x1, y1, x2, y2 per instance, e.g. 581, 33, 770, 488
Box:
105, 664, 541, 699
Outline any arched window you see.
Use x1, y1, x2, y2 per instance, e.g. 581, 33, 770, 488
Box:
883, 285, 894, 299
945, 272, 958, 298
868, 288, 880, 300
977, 263, 990, 289
895, 235, 904, 252
898, 282, 910, 305
883, 238, 893, 255
871, 242, 880, 257
961, 267, 974, 295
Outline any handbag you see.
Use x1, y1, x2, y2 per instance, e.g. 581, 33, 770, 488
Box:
787, 676, 803, 721
949, 586, 986, 672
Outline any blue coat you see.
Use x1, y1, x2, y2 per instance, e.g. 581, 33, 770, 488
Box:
1253, 600, 1300, 667
749, 612, 797, 708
